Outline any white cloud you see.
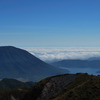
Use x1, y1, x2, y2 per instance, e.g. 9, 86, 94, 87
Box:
22, 47, 100, 62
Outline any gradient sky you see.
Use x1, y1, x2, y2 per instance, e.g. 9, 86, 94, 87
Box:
0, 0, 100, 47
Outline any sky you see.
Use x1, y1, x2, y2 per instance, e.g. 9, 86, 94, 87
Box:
0, 0, 100, 47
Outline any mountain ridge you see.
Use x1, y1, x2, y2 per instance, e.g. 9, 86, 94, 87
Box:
0, 46, 68, 81
51, 59, 100, 68
22, 73, 100, 100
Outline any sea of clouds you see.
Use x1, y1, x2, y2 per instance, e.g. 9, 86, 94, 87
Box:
22, 47, 100, 62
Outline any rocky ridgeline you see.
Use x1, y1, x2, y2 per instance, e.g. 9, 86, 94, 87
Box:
37, 74, 76, 100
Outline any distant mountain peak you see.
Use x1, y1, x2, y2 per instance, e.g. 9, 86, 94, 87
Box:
0, 46, 17, 49
0, 46, 68, 81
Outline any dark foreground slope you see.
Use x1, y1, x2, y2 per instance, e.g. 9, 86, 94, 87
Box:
0, 78, 35, 90
23, 73, 100, 100
0, 78, 35, 100
0, 46, 68, 81
0, 73, 100, 100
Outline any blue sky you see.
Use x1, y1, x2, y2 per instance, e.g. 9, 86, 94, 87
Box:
0, 0, 100, 47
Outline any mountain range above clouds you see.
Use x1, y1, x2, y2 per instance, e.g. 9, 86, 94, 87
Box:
51, 59, 100, 69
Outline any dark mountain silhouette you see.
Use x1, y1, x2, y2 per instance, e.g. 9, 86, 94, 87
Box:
0, 46, 68, 81
88, 57, 100, 61
51, 59, 100, 68
0, 78, 35, 90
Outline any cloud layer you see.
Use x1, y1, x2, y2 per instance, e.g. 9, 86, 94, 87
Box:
22, 47, 100, 62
